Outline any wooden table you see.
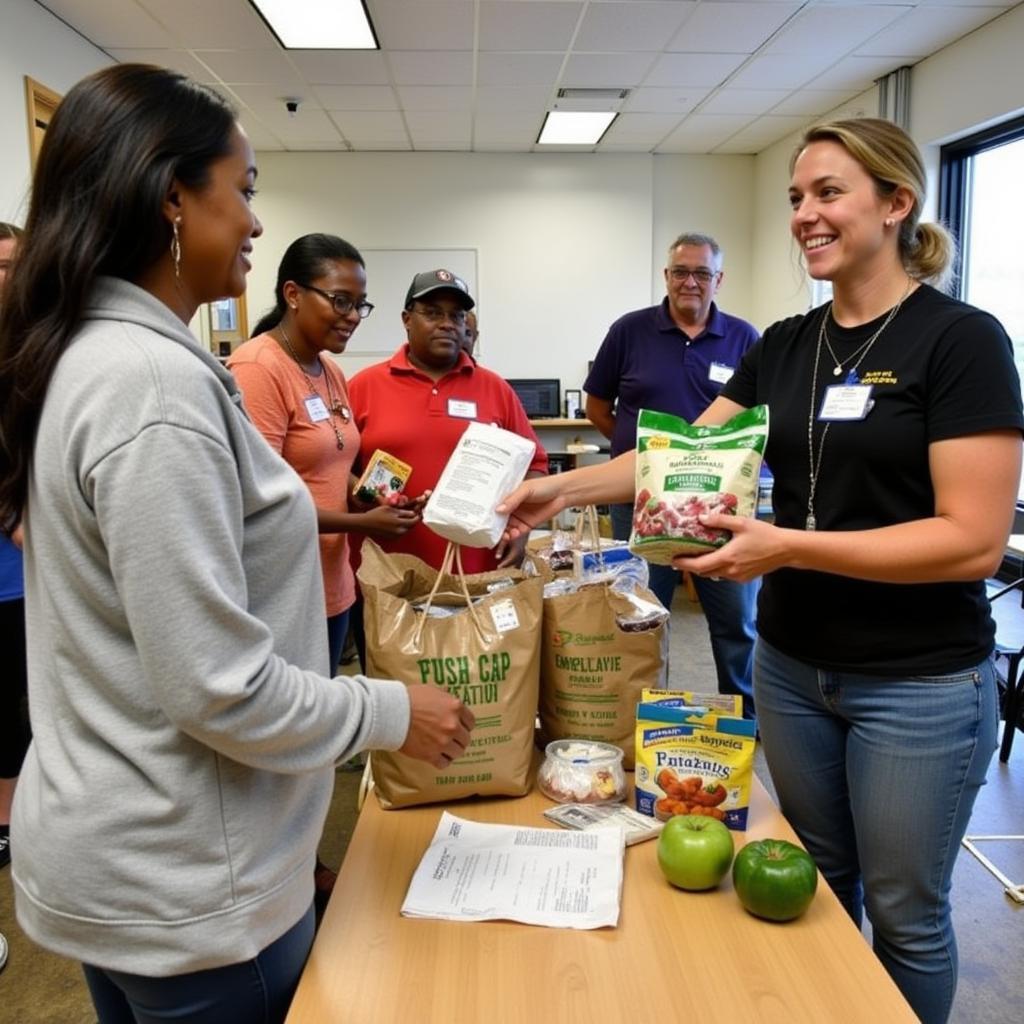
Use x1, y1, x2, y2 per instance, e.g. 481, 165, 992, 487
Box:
287, 778, 916, 1023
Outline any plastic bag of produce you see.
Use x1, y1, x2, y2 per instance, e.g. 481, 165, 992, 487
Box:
631, 406, 769, 564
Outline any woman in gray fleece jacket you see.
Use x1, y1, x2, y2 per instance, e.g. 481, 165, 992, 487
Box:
0, 65, 473, 1023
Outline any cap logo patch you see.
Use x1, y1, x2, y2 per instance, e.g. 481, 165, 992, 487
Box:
436, 269, 453, 282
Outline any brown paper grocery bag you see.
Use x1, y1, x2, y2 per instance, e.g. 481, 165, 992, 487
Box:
539, 581, 668, 768
358, 539, 543, 809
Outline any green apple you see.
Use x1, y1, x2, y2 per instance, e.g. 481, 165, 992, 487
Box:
657, 814, 735, 891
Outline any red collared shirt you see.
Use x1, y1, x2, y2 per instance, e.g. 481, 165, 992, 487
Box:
348, 345, 548, 573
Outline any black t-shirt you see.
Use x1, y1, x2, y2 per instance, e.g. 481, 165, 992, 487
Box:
722, 284, 1024, 674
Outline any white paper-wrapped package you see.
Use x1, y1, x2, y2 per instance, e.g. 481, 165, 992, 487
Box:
423, 421, 535, 548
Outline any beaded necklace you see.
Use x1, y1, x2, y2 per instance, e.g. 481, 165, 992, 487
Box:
278, 326, 350, 451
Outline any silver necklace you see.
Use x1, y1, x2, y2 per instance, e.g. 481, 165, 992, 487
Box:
278, 326, 350, 451
821, 279, 913, 377
805, 283, 912, 530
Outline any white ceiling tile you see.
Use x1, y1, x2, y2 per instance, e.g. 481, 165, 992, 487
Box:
331, 110, 407, 135
41, 0, 177, 48
258, 108, 344, 141
667, 3, 801, 54
763, 4, 912, 58
478, 2, 584, 50
909, 0, 1012, 5
389, 51, 474, 85
407, 111, 472, 144
107, 48, 214, 80
574, 1, 695, 51
645, 52, 747, 88
288, 51, 391, 85
371, 1, 476, 50
562, 52, 659, 87
351, 140, 413, 151
193, 49, 302, 85
700, 88, 791, 116
770, 89, 856, 117
856, 6, 1008, 59
601, 111, 681, 140
474, 112, 542, 143
712, 114, 811, 152
237, 118, 284, 151
476, 86, 553, 112
656, 113, 753, 151
229, 82, 321, 114
806, 54, 908, 92
139, 0, 274, 49
477, 52, 565, 86
312, 85, 399, 110
624, 87, 703, 114
729, 52, 838, 89
395, 85, 473, 110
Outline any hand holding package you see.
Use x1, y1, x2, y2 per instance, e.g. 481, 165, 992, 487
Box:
423, 421, 535, 548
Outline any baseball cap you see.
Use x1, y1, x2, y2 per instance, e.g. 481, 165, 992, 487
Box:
404, 269, 475, 311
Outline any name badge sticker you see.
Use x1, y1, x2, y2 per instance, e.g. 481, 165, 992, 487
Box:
304, 395, 330, 422
490, 599, 520, 633
708, 361, 735, 385
819, 384, 874, 421
448, 398, 478, 419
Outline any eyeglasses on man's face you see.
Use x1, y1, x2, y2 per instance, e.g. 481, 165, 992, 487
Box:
300, 283, 374, 319
410, 304, 468, 325
668, 267, 718, 286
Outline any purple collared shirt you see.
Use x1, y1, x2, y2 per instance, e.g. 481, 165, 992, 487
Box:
584, 298, 759, 457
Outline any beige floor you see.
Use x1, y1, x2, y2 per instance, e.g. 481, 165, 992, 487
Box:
1, 591, 1022, 1022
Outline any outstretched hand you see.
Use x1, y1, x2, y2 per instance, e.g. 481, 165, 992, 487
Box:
496, 477, 568, 542
399, 685, 476, 769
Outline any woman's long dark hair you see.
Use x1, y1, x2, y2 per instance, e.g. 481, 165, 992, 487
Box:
251, 234, 365, 336
0, 64, 237, 533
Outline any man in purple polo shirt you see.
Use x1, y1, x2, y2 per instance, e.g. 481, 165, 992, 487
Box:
584, 232, 760, 716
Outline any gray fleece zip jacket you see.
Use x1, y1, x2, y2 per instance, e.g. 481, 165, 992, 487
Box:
12, 278, 410, 976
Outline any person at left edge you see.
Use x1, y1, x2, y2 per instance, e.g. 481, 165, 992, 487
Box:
348, 270, 548, 574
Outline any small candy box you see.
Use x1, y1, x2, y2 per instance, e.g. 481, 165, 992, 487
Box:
536, 740, 627, 805
354, 449, 412, 505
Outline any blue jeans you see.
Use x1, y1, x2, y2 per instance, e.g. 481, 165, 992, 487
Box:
326, 609, 351, 676
755, 638, 998, 1024
83, 904, 315, 1024
610, 502, 758, 716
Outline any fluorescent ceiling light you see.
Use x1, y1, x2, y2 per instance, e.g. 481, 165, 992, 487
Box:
538, 111, 617, 145
249, 0, 377, 49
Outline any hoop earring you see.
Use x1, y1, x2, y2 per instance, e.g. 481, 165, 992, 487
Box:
171, 217, 182, 280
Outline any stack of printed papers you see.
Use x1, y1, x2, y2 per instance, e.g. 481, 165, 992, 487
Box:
401, 812, 624, 929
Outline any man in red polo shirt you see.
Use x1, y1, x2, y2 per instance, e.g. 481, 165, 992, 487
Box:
348, 270, 547, 574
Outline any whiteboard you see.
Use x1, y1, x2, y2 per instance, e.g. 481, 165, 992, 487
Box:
346, 248, 478, 357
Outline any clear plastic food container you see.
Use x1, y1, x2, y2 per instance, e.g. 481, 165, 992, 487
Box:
536, 740, 628, 804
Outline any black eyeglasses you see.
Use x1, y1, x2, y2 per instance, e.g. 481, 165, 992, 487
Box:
668, 268, 718, 285
410, 304, 468, 325
300, 284, 374, 319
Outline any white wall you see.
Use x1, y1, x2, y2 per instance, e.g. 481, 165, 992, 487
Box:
749, 2, 1024, 331
0, 0, 110, 224
250, 150, 754, 389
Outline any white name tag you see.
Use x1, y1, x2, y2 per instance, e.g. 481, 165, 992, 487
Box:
448, 398, 478, 419
708, 361, 734, 385
304, 395, 330, 422
819, 384, 874, 421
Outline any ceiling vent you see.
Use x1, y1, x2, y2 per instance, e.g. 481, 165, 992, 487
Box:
557, 88, 630, 101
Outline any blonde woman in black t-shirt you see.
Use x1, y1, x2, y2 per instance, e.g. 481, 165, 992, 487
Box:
498, 119, 1022, 1024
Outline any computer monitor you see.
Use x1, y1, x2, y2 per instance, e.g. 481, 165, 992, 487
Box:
506, 378, 561, 419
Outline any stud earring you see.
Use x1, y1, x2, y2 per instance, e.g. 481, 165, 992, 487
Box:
884, 218, 895, 227
171, 217, 182, 279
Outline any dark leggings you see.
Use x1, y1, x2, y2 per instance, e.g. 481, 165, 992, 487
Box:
0, 598, 31, 778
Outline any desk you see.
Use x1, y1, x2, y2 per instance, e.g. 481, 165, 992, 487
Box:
287, 778, 915, 1023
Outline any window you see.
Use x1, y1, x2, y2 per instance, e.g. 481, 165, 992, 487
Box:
940, 116, 1024, 500
24, 76, 61, 170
